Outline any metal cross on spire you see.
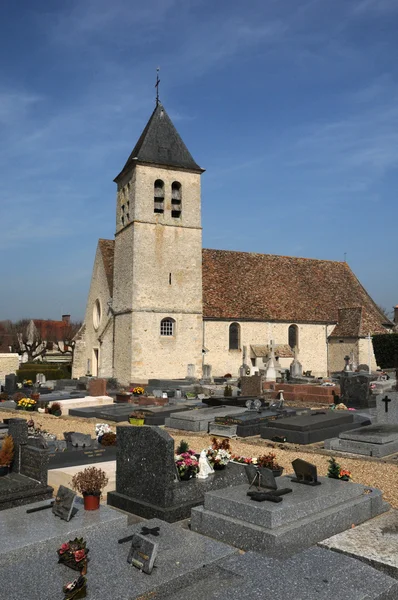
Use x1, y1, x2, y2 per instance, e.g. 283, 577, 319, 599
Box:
155, 67, 160, 106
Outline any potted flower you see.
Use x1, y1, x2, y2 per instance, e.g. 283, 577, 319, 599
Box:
71, 466, 109, 510
327, 458, 352, 482
48, 402, 62, 416
23, 379, 33, 388
16, 397, 37, 411
175, 445, 199, 480
129, 411, 145, 426
0, 435, 14, 476
131, 386, 145, 397
207, 437, 231, 470
257, 452, 284, 477
99, 432, 117, 446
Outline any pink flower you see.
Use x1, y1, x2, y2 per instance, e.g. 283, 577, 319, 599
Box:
59, 543, 69, 555
74, 550, 85, 562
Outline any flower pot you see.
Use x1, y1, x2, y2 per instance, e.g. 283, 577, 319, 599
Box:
0, 465, 10, 477
179, 471, 193, 481
213, 463, 226, 471
83, 494, 100, 510
129, 418, 145, 426
272, 467, 284, 478
31, 393, 40, 401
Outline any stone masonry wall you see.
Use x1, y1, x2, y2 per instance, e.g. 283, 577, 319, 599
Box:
204, 321, 335, 378
0, 354, 20, 385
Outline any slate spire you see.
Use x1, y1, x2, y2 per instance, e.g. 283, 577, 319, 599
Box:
115, 103, 203, 181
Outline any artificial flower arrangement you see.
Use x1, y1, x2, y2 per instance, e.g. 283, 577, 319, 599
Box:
206, 437, 231, 469
256, 452, 282, 472
57, 537, 89, 573
17, 397, 37, 411
95, 423, 112, 441
231, 455, 257, 465
23, 379, 33, 387
131, 386, 145, 396
175, 440, 199, 480
327, 457, 352, 482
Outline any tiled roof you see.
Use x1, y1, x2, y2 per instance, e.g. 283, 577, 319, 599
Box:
115, 103, 203, 180
202, 249, 391, 333
98, 239, 115, 295
33, 320, 69, 341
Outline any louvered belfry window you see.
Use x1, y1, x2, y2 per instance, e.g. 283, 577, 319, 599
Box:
154, 179, 165, 213
171, 182, 182, 218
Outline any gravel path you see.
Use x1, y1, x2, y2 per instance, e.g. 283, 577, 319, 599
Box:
2, 409, 397, 508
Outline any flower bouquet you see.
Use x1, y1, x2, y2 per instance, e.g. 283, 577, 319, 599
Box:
57, 538, 89, 573
16, 397, 37, 411
131, 386, 145, 397
207, 437, 231, 470
327, 457, 352, 482
175, 449, 199, 480
231, 454, 257, 465
256, 452, 284, 476
95, 423, 112, 442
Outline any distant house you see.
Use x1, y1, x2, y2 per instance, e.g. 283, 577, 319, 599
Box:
21, 315, 76, 364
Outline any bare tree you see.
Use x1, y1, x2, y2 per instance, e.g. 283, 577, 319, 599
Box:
4, 319, 46, 361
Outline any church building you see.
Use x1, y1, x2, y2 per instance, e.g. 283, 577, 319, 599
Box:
72, 102, 393, 385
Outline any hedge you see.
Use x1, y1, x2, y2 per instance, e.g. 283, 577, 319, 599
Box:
372, 334, 398, 369
19, 362, 65, 370
16, 367, 69, 382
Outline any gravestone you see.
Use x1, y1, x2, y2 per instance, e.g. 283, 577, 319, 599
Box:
0, 418, 53, 510
4, 374, 17, 396
165, 406, 247, 432
291, 458, 320, 486
88, 378, 107, 397
127, 533, 158, 574
36, 373, 46, 384
52, 485, 76, 521
376, 391, 398, 424
289, 357, 302, 379
70, 433, 92, 447
107, 426, 247, 522
186, 364, 195, 379
202, 364, 212, 382
340, 372, 376, 408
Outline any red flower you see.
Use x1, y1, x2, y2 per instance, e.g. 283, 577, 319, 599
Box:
59, 543, 70, 555
74, 549, 86, 562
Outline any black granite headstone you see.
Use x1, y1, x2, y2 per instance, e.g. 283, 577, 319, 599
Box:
246, 465, 277, 490
127, 533, 158, 574
70, 433, 92, 448
4, 374, 17, 396
52, 485, 76, 521
291, 458, 320, 486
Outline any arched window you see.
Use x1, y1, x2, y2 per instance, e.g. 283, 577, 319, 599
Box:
160, 317, 175, 337
171, 181, 182, 218
288, 324, 298, 350
154, 179, 164, 214
93, 299, 102, 330
229, 322, 240, 350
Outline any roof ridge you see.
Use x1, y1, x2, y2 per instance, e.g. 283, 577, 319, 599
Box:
202, 248, 348, 265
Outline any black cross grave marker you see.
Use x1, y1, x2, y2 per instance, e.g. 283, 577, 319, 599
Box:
382, 395, 391, 413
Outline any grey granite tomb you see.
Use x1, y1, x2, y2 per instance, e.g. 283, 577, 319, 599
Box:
107, 425, 248, 522
326, 391, 398, 456
191, 474, 389, 557
260, 410, 370, 444
165, 406, 247, 432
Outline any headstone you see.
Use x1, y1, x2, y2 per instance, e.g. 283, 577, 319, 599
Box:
289, 357, 302, 379
264, 340, 277, 382
202, 364, 212, 381
4, 374, 17, 396
246, 465, 277, 490
107, 426, 248, 522
152, 389, 163, 398
376, 391, 398, 424
88, 378, 107, 397
340, 371, 375, 408
70, 433, 92, 448
52, 485, 76, 521
291, 458, 320, 486
186, 364, 195, 379
36, 373, 46, 384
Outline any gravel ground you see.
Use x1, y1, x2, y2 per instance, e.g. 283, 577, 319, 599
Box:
2, 408, 397, 508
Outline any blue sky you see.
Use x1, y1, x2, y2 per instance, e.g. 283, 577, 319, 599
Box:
1, 0, 397, 321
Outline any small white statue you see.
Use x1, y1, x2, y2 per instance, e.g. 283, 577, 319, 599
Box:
197, 449, 214, 479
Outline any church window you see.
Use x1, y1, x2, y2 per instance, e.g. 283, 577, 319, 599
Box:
154, 179, 165, 213
126, 213, 130, 221
288, 324, 298, 350
93, 299, 102, 330
121, 216, 125, 226
160, 317, 175, 337
229, 322, 240, 350
171, 182, 182, 218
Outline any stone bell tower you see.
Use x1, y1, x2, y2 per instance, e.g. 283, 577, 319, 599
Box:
111, 102, 204, 384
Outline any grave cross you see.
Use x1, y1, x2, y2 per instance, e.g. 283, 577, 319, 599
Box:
382, 395, 391, 413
